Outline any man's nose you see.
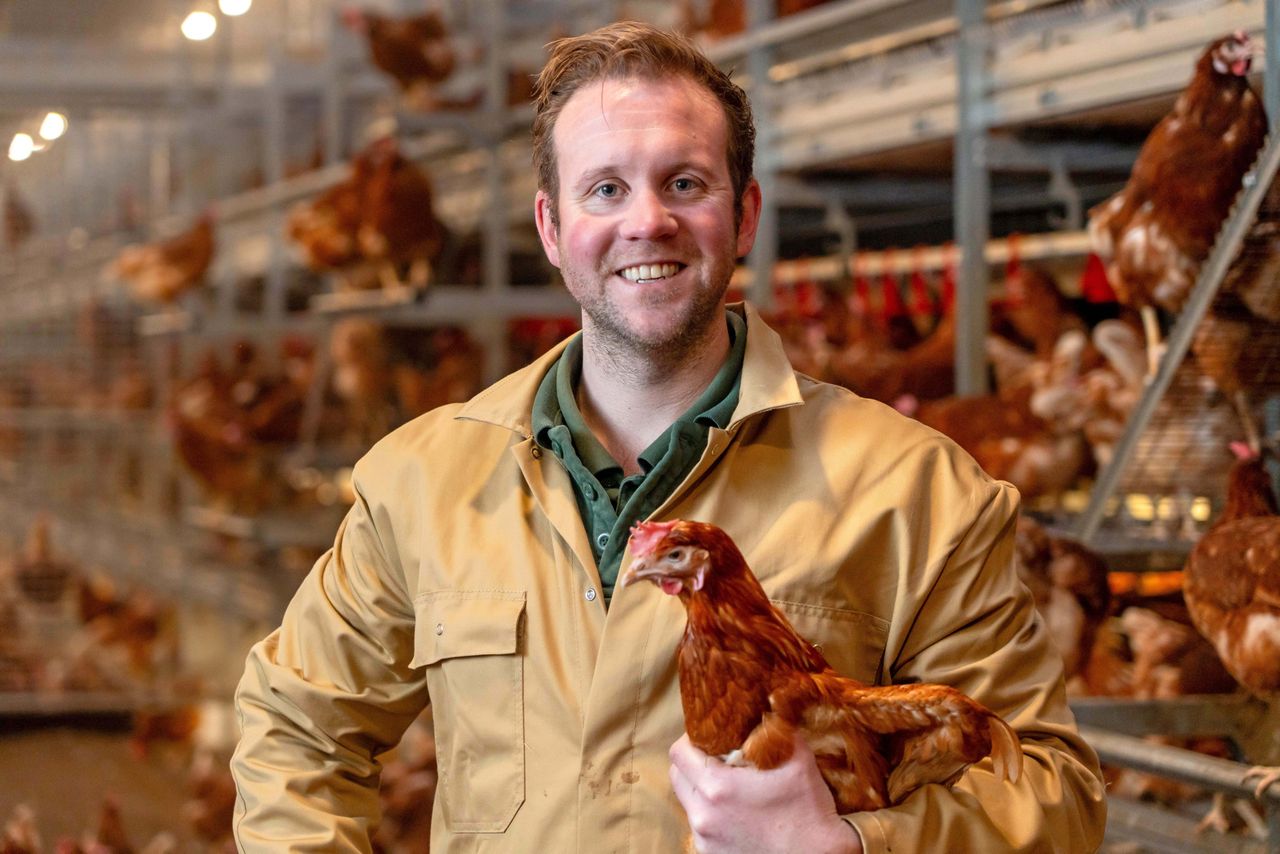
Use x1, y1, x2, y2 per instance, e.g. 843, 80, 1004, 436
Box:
620, 188, 677, 240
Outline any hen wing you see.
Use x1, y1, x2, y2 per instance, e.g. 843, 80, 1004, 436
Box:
750, 670, 1023, 811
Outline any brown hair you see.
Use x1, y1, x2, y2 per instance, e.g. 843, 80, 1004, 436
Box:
532, 21, 755, 228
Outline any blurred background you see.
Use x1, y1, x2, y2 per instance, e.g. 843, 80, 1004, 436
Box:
2, 1, 1280, 851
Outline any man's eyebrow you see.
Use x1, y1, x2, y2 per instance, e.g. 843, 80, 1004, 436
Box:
571, 166, 620, 189
570, 160, 717, 189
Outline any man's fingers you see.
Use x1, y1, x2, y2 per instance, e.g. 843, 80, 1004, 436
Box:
670, 760, 696, 808
669, 733, 710, 777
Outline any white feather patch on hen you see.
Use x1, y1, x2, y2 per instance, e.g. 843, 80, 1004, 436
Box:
1241, 612, 1280, 658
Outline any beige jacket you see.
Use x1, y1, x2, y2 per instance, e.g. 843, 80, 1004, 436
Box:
232, 303, 1106, 853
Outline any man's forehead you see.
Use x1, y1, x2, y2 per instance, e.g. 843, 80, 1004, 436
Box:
558, 75, 721, 129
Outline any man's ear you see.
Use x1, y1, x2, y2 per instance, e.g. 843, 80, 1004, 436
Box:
734, 179, 763, 259
534, 190, 562, 268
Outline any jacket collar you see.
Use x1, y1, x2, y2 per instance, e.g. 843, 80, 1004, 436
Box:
454, 301, 803, 436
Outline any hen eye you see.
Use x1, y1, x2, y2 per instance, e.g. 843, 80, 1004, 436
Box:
666, 549, 684, 561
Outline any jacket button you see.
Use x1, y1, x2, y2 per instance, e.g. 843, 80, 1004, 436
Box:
596, 532, 610, 549
583, 484, 596, 500
585, 587, 597, 602
435, 622, 444, 636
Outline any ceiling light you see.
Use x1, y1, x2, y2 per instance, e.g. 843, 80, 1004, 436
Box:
39, 111, 67, 141
8, 133, 34, 162
181, 10, 218, 41
219, 0, 252, 15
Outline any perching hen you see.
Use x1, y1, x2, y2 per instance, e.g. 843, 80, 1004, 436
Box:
1183, 442, 1280, 799
342, 7, 456, 105
1087, 32, 1266, 375
112, 209, 216, 305
620, 519, 1023, 813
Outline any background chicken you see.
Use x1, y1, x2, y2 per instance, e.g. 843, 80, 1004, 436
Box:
621, 519, 1022, 814
1105, 605, 1242, 821
1183, 442, 1280, 692
288, 138, 444, 291
112, 210, 216, 305
1087, 32, 1267, 375
1, 805, 41, 854
911, 329, 1093, 502
1182, 442, 1280, 801
683, 0, 832, 41
167, 341, 312, 512
992, 264, 1087, 359
14, 516, 75, 606
330, 318, 396, 446
1189, 166, 1280, 451
1013, 517, 1111, 689
3, 180, 35, 252
357, 137, 445, 290
286, 156, 369, 278
343, 7, 457, 107
390, 325, 485, 419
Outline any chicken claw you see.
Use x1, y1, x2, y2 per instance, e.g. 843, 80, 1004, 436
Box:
1243, 766, 1280, 800
1194, 793, 1231, 835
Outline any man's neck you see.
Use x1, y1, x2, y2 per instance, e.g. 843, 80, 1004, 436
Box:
575, 320, 730, 476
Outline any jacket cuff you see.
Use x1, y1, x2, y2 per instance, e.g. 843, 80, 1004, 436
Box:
843, 812, 888, 853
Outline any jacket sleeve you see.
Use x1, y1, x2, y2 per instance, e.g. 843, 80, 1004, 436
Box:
231, 466, 429, 852
844, 477, 1107, 854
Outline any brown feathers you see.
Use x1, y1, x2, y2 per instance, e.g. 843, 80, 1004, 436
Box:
622, 519, 1024, 813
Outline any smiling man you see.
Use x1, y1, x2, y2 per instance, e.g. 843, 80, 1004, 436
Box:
232, 21, 1106, 854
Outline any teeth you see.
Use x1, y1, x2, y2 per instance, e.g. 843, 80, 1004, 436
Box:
620, 263, 680, 282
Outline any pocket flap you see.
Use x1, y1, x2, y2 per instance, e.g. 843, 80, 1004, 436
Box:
412, 590, 527, 668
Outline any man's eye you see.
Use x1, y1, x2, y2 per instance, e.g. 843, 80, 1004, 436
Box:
594, 183, 620, 198
672, 178, 695, 192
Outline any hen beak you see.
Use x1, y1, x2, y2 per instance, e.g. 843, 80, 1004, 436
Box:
617, 554, 660, 589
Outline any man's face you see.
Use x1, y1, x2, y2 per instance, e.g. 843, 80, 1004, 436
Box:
534, 75, 761, 357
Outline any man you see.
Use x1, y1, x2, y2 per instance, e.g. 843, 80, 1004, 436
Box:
232, 21, 1106, 853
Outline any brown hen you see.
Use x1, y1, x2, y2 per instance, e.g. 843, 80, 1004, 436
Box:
1087, 32, 1267, 375
1183, 443, 1280, 801
620, 520, 1022, 814
113, 211, 216, 305
357, 138, 445, 289
1014, 517, 1111, 688
1184, 443, 1280, 693
344, 8, 455, 91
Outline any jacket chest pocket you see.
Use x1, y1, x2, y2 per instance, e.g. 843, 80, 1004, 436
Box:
771, 599, 889, 684
412, 589, 526, 833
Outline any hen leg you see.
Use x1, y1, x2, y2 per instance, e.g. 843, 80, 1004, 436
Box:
1243, 766, 1280, 800
1194, 793, 1231, 834
407, 257, 431, 290
1140, 306, 1163, 378
379, 262, 402, 291
1231, 389, 1262, 454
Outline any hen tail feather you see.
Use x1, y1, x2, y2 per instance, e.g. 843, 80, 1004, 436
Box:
988, 716, 1023, 784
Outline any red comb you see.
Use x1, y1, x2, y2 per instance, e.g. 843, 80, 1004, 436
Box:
629, 520, 677, 557
1229, 441, 1257, 461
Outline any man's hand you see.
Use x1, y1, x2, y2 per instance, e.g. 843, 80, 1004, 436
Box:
668, 733, 863, 854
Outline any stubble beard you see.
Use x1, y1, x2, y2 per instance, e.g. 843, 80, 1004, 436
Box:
563, 249, 736, 378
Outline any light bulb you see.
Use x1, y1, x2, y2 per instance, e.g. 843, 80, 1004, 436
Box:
8, 133, 34, 162
219, 0, 251, 15
181, 10, 218, 41
39, 112, 67, 141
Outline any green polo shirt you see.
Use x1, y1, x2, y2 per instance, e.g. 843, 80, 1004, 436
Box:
532, 311, 746, 603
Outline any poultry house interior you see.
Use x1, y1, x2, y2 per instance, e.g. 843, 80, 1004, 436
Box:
2, 0, 1280, 851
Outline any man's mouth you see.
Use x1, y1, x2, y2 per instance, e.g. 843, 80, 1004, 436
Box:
618, 262, 684, 283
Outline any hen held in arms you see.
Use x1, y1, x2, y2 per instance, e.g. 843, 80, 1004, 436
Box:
620, 519, 1023, 813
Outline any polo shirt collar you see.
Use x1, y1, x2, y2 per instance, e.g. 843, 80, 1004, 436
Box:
455, 302, 801, 435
